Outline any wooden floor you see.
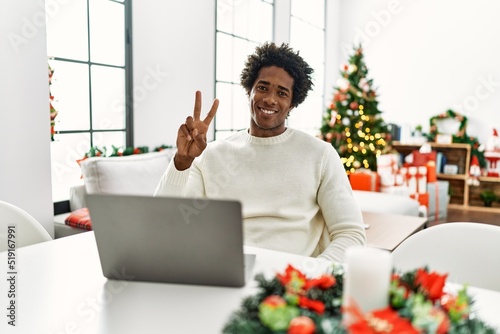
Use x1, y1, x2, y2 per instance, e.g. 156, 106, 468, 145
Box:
428, 207, 500, 227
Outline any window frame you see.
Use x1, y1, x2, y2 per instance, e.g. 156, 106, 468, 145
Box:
51, 0, 133, 214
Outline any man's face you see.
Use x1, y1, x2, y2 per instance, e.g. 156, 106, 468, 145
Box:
248, 66, 294, 138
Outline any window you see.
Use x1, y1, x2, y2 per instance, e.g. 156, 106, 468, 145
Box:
288, 0, 326, 136
215, 0, 274, 139
46, 0, 132, 205
214, 0, 326, 138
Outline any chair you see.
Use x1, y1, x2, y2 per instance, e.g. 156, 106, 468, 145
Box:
0, 200, 52, 252
391, 222, 500, 291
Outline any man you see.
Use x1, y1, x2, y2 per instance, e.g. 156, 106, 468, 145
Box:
155, 42, 365, 263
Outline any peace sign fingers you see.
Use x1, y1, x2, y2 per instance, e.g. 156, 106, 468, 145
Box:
203, 98, 219, 126
192, 90, 203, 121
192, 90, 219, 126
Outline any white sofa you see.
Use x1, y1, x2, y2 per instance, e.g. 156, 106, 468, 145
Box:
54, 149, 176, 238
54, 148, 420, 237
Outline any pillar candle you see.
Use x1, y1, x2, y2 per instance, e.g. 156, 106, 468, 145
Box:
342, 246, 392, 324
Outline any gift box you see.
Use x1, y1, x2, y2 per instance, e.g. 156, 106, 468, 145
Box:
380, 185, 410, 196
349, 170, 380, 192
410, 192, 429, 208
411, 150, 437, 182
427, 181, 450, 221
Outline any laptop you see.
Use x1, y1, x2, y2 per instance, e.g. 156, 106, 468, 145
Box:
86, 194, 255, 287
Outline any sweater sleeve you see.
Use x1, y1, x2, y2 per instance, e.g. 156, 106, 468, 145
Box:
316, 147, 366, 263
154, 157, 206, 198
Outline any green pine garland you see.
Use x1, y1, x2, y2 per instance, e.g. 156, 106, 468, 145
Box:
223, 265, 497, 334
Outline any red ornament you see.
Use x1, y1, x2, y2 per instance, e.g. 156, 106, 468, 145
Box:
288, 316, 315, 334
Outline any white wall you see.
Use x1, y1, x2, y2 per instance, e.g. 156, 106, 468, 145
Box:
132, 0, 216, 148
336, 0, 500, 145
0, 0, 54, 236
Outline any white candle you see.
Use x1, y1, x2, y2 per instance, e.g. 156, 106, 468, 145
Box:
342, 246, 392, 323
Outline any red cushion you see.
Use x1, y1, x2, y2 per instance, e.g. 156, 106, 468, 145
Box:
65, 208, 92, 230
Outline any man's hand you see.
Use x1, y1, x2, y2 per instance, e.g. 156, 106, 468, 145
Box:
174, 90, 219, 170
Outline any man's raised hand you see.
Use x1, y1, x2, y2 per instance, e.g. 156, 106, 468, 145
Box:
174, 90, 219, 170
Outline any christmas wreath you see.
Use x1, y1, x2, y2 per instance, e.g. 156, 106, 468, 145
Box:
223, 264, 496, 334
427, 109, 486, 168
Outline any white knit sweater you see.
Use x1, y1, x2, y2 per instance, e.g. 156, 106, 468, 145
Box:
154, 128, 366, 263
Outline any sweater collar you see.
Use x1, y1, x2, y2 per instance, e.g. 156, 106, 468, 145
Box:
242, 127, 293, 145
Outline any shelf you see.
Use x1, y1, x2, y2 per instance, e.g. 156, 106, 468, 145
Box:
478, 176, 500, 183
437, 174, 467, 181
392, 142, 500, 212
392, 141, 471, 150
449, 203, 500, 213
392, 142, 471, 208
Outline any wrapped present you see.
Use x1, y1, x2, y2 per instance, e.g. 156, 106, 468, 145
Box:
349, 169, 380, 192
427, 181, 449, 221
377, 153, 400, 174
380, 185, 410, 196
410, 192, 429, 208
411, 150, 437, 182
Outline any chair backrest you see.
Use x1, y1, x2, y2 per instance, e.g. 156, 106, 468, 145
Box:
391, 222, 500, 291
0, 200, 52, 252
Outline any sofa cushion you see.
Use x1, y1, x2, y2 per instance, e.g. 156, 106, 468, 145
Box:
79, 149, 174, 196
352, 190, 421, 216
65, 207, 92, 230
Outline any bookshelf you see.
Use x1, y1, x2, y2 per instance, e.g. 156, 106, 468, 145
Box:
390, 142, 500, 213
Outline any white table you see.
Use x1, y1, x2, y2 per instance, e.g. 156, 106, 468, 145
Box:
362, 211, 428, 251
0, 232, 498, 333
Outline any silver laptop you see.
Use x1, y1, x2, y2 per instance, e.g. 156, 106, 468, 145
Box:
86, 194, 255, 287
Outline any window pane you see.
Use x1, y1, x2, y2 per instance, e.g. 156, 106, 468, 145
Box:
288, 94, 323, 135
232, 39, 258, 83
232, 84, 249, 129
233, 0, 250, 38
217, 0, 235, 32
215, 0, 273, 137
217, 35, 258, 84
49, 60, 90, 131
291, 0, 324, 27
290, 17, 324, 72
91, 65, 126, 130
215, 82, 233, 129
216, 33, 234, 83
46, 0, 88, 60
92, 131, 126, 154
216, 83, 249, 130
51, 133, 91, 202
248, 0, 273, 41
290, 0, 325, 136
89, 0, 125, 66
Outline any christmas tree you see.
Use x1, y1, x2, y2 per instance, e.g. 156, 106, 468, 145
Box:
320, 45, 391, 175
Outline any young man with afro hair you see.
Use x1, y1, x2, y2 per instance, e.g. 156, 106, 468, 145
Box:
155, 42, 365, 263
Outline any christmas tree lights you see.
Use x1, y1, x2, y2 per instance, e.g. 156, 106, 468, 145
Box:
320, 45, 391, 175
